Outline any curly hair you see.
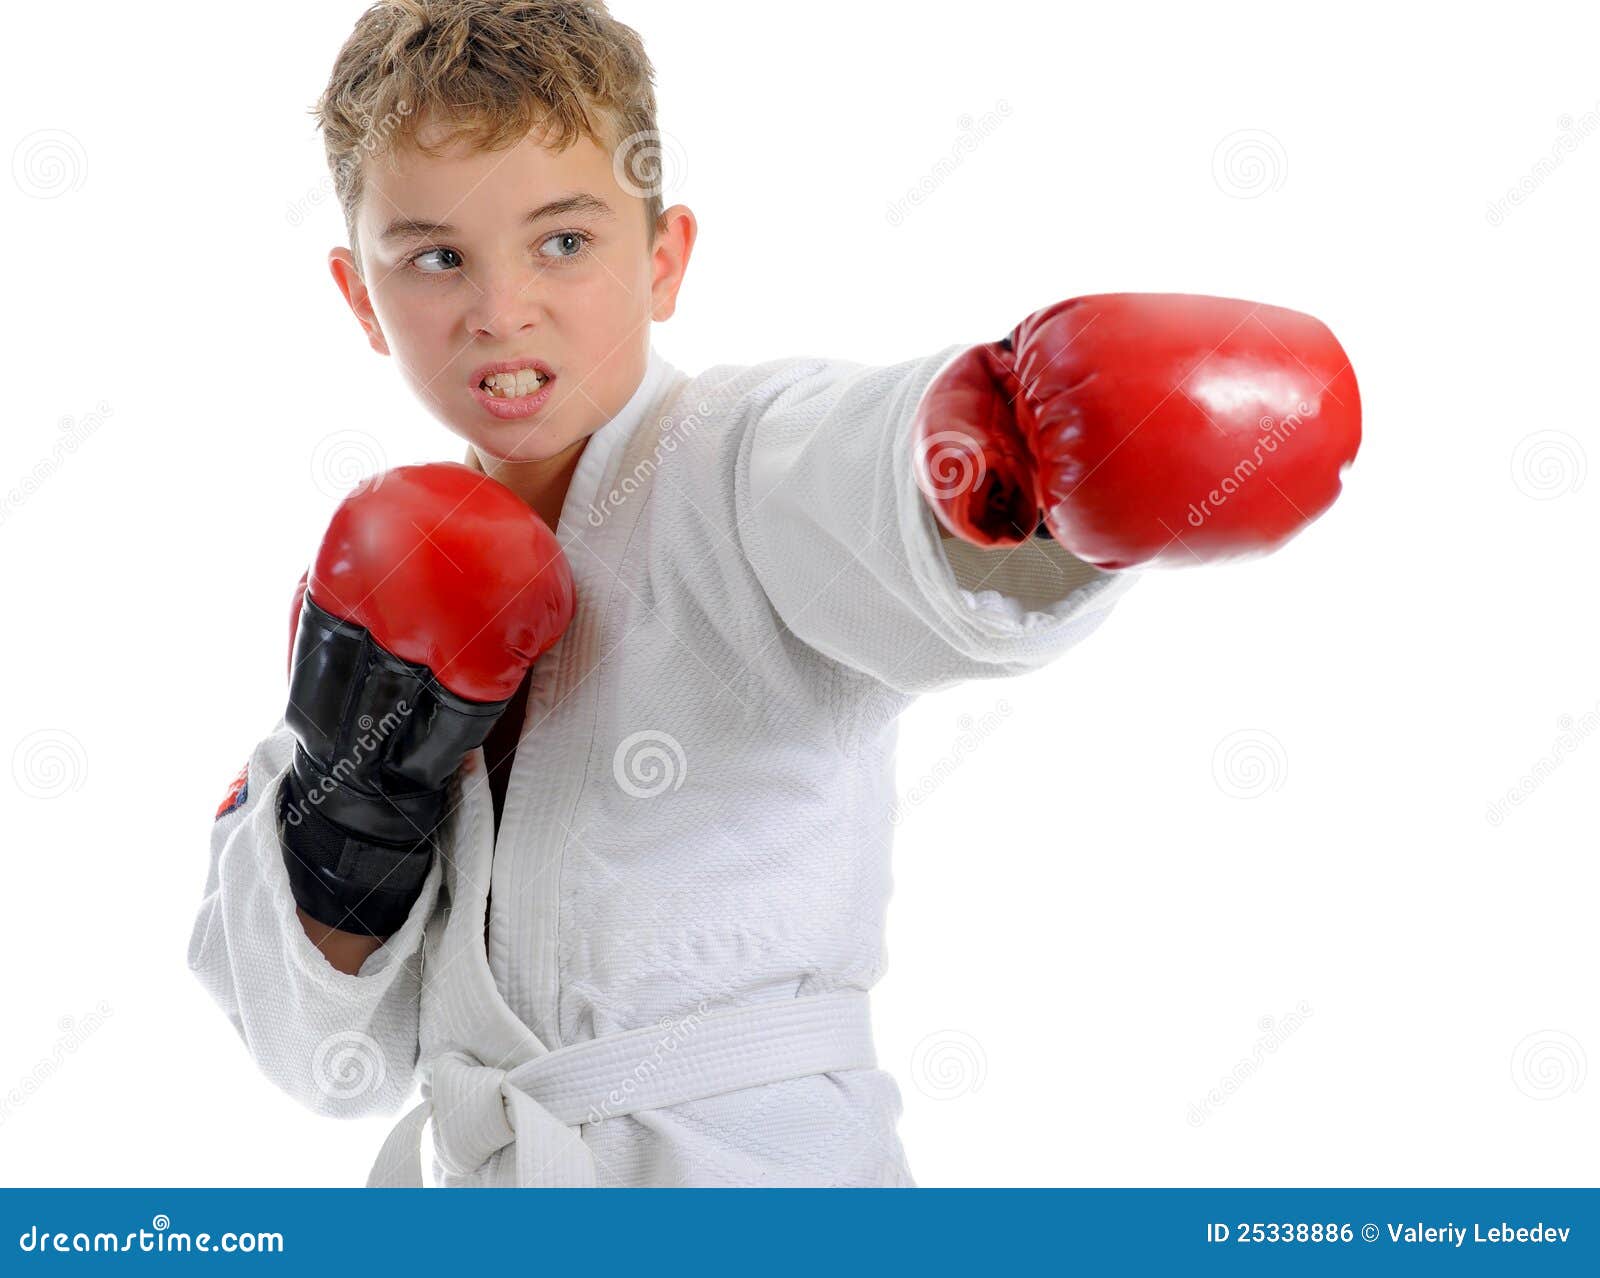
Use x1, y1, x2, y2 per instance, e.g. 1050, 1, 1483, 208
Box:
312, 0, 661, 266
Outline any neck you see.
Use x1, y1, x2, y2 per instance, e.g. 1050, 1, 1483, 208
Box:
470, 435, 588, 532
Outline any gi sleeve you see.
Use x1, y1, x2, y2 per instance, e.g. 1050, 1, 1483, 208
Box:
186, 718, 441, 1119
733, 349, 1139, 693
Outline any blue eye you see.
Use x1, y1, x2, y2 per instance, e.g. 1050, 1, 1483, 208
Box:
539, 230, 592, 259
404, 231, 591, 275
408, 246, 461, 273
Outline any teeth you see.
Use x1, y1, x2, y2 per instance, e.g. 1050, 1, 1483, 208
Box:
481, 369, 547, 398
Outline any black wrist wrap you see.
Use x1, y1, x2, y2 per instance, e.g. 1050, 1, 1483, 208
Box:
277, 593, 512, 937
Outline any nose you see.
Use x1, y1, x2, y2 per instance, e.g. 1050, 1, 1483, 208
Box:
463, 262, 545, 342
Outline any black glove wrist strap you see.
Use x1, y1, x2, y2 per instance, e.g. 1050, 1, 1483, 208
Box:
277, 769, 435, 937
278, 592, 517, 937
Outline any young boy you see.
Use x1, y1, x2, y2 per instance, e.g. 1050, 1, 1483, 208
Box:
189, 0, 1359, 1187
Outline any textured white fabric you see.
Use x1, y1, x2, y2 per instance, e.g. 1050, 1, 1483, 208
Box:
189, 344, 1138, 1186
369, 992, 877, 1186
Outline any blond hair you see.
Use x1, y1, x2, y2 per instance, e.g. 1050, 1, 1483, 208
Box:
312, 0, 661, 266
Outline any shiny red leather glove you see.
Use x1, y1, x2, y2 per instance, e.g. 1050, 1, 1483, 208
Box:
912, 293, 1361, 569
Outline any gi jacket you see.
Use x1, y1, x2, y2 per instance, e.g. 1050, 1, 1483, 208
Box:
190, 346, 1136, 1186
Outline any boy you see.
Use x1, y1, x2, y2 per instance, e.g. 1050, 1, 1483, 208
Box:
190, 0, 1359, 1187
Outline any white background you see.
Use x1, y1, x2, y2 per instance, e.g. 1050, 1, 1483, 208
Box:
1, 0, 1595, 1187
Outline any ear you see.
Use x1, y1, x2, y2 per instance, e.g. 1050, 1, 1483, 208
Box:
649, 204, 698, 322
329, 247, 390, 356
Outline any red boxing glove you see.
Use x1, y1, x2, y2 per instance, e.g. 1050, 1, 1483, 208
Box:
284, 465, 573, 694
304, 462, 573, 700
280, 462, 574, 935
913, 293, 1361, 569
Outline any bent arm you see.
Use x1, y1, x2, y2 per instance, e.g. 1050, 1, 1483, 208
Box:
187, 720, 442, 1118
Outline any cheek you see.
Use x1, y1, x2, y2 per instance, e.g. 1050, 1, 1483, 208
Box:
572, 269, 632, 316
567, 262, 649, 339
367, 285, 408, 340
594, 245, 652, 300
374, 286, 457, 356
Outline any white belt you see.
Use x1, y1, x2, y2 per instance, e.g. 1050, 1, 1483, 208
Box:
368, 991, 877, 1187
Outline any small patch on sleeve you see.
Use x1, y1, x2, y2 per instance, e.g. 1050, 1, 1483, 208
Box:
214, 762, 249, 820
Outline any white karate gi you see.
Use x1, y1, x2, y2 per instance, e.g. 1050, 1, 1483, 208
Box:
189, 346, 1137, 1187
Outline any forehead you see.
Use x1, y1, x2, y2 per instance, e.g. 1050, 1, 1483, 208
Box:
361, 120, 626, 232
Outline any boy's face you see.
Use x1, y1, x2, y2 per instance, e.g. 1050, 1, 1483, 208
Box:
330, 118, 693, 466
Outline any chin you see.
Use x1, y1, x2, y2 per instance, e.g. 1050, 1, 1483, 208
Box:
465, 424, 584, 466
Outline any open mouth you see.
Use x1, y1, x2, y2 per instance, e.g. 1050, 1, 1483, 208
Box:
478, 368, 550, 399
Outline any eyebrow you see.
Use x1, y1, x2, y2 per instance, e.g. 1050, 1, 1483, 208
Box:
377, 192, 616, 243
